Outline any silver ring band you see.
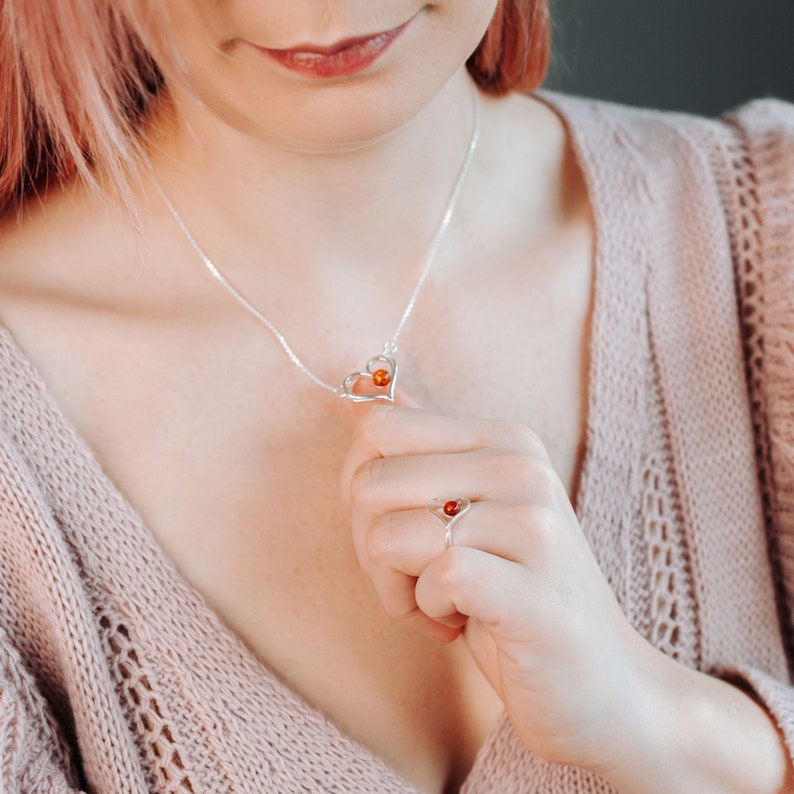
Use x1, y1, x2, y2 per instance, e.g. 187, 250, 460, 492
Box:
426, 497, 472, 549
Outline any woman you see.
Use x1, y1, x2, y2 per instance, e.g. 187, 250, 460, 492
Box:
0, 0, 792, 791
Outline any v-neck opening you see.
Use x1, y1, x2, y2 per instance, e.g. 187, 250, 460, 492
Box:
0, 89, 605, 793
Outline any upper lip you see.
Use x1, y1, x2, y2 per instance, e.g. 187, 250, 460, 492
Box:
264, 21, 408, 55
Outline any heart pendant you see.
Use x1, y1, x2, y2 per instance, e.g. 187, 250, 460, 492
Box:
341, 355, 398, 402
426, 497, 472, 548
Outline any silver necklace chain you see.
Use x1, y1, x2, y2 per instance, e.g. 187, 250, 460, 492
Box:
152, 90, 480, 397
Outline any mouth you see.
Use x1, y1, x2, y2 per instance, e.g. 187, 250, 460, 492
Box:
250, 18, 413, 79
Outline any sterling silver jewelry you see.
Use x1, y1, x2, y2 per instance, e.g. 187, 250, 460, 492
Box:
152, 88, 480, 402
426, 497, 472, 549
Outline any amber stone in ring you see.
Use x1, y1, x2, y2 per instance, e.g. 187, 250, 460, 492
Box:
443, 500, 461, 517
372, 369, 392, 388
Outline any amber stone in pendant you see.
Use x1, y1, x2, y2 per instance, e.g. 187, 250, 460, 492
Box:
444, 500, 461, 517
372, 369, 392, 388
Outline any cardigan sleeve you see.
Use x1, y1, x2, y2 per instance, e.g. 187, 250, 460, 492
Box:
0, 440, 151, 793
716, 96, 794, 759
0, 626, 87, 792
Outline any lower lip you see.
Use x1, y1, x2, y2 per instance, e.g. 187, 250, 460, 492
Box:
253, 21, 410, 79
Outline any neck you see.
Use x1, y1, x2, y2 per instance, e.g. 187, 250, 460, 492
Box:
142, 68, 479, 287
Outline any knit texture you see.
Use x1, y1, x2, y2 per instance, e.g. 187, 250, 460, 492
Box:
1, 90, 793, 792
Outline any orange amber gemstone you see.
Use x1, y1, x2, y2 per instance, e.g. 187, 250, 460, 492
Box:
443, 500, 460, 517
372, 369, 392, 388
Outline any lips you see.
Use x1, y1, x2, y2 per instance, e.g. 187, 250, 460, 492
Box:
252, 19, 412, 78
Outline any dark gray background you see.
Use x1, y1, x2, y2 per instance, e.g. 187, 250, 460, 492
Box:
544, 0, 794, 116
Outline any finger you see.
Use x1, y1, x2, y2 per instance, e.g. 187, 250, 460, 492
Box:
415, 546, 531, 628
340, 405, 549, 503
348, 446, 567, 578
364, 502, 547, 640
350, 449, 565, 517
354, 404, 548, 459
369, 561, 467, 641
395, 601, 465, 643
366, 501, 563, 575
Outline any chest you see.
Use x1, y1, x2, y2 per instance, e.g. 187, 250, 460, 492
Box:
83, 245, 592, 633
0, 203, 594, 794
114, 337, 587, 793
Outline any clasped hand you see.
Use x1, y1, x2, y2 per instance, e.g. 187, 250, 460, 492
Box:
339, 400, 660, 779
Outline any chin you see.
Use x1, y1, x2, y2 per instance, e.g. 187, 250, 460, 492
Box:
270, 87, 447, 152
188, 63, 460, 153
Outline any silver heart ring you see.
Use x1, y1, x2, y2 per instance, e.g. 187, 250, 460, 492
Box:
426, 497, 472, 549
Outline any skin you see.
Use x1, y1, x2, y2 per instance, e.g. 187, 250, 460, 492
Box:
0, 1, 791, 791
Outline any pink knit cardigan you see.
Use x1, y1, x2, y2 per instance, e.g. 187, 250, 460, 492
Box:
1, 90, 794, 793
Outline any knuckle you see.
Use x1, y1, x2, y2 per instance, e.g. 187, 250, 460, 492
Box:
358, 403, 395, 442
437, 547, 471, 592
503, 450, 537, 482
499, 422, 547, 457
493, 452, 561, 503
366, 513, 398, 565
520, 456, 565, 503
514, 423, 543, 452
532, 459, 565, 502
350, 457, 384, 505
523, 503, 561, 557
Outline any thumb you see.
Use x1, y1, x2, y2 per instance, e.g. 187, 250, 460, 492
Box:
345, 385, 423, 425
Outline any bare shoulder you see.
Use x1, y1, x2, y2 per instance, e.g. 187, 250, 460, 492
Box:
0, 173, 208, 335
474, 89, 592, 248
457, 89, 593, 313
0, 176, 188, 435
0, 179, 130, 311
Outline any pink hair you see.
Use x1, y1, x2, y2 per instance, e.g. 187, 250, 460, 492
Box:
0, 0, 177, 219
469, 0, 551, 96
0, 1, 551, 220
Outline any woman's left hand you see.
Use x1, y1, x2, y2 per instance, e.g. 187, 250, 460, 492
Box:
340, 401, 659, 777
